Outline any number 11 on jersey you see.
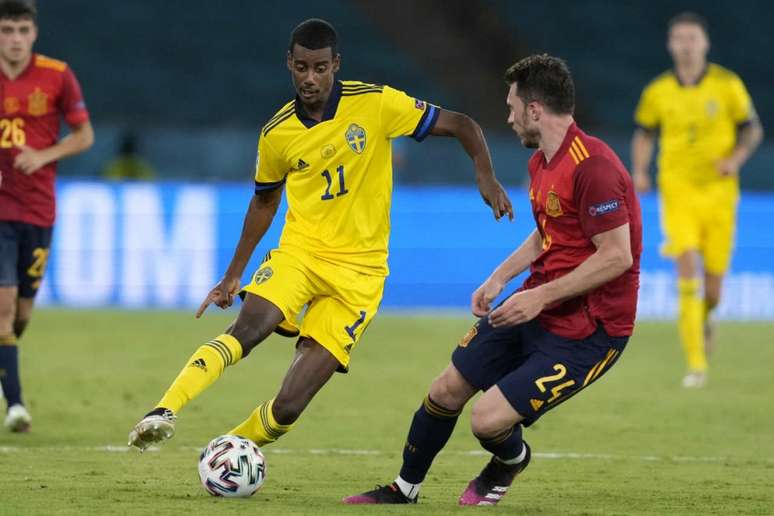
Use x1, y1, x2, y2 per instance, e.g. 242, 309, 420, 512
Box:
321, 165, 348, 200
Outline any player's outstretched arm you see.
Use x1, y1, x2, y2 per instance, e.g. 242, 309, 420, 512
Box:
196, 187, 282, 318
14, 121, 94, 175
430, 109, 513, 221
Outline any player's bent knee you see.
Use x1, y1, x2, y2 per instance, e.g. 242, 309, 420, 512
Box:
470, 390, 523, 438
228, 318, 275, 357
228, 324, 261, 356
470, 403, 504, 438
228, 295, 285, 356
427, 379, 463, 411
428, 364, 475, 411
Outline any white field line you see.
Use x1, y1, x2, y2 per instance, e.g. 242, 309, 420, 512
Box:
0, 445, 770, 463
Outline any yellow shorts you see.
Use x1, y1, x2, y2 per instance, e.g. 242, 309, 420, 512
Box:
659, 182, 739, 275
241, 247, 384, 371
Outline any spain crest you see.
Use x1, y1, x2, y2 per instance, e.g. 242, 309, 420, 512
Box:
345, 123, 366, 154
459, 323, 478, 348
546, 191, 563, 217
28, 88, 48, 116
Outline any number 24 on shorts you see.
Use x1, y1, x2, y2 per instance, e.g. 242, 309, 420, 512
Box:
535, 364, 575, 404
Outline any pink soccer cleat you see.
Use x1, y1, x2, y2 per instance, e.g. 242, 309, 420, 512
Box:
458, 442, 531, 506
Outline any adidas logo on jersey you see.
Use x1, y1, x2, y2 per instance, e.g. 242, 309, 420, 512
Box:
190, 358, 207, 372
296, 158, 310, 170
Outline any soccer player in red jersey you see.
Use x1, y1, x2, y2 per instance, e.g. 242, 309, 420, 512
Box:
0, 1, 93, 432
345, 54, 642, 506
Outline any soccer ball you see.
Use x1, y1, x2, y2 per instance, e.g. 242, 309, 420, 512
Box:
198, 435, 266, 497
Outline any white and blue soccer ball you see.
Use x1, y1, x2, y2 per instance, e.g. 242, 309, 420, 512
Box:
198, 435, 266, 497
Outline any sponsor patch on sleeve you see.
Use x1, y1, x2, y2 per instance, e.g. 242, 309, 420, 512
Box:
588, 199, 620, 216
414, 99, 426, 110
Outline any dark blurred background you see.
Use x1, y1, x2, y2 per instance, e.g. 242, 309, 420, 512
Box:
37, 0, 772, 187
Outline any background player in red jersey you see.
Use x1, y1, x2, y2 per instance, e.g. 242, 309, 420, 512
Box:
345, 54, 642, 506
0, 1, 93, 432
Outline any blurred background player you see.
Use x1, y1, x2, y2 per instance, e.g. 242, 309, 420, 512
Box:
101, 129, 155, 181
345, 54, 641, 506
0, 0, 93, 432
128, 19, 512, 453
631, 12, 763, 388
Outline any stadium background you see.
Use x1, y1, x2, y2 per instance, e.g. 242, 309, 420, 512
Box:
33, 0, 774, 318
3, 3, 773, 514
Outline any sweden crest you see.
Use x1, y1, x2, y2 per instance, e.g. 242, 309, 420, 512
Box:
345, 123, 366, 154
253, 267, 273, 285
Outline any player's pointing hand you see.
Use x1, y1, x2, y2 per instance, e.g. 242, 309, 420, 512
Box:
196, 275, 241, 318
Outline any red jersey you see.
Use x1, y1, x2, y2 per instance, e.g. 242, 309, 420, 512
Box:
0, 53, 89, 227
523, 123, 642, 339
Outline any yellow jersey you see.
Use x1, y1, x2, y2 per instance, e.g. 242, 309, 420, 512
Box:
634, 63, 755, 188
255, 80, 439, 276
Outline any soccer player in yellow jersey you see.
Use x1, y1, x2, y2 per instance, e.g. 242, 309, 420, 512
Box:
632, 12, 763, 388
128, 19, 512, 451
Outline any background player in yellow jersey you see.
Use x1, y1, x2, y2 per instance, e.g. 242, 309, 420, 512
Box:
632, 12, 763, 388
129, 19, 512, 450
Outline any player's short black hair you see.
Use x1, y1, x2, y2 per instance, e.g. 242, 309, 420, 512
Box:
668, 11, 709, 35
504, 54, 575, 115
289, 18, 338, 56
0, 0, 36, 22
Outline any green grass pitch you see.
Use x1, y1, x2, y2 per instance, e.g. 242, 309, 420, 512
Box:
0, 310, 772, 515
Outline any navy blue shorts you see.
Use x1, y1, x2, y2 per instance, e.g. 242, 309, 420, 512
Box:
452, 317, 627, 427
0, 221, 53, 298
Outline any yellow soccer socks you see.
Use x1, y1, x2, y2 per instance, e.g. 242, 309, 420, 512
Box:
677, 278, 707, 372
228, 398, 295, 446
156, 334, 243, 414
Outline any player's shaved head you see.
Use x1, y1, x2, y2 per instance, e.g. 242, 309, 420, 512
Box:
505, 54, 575, 115
0, 0, 36, 23
289, 18, 338, 58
